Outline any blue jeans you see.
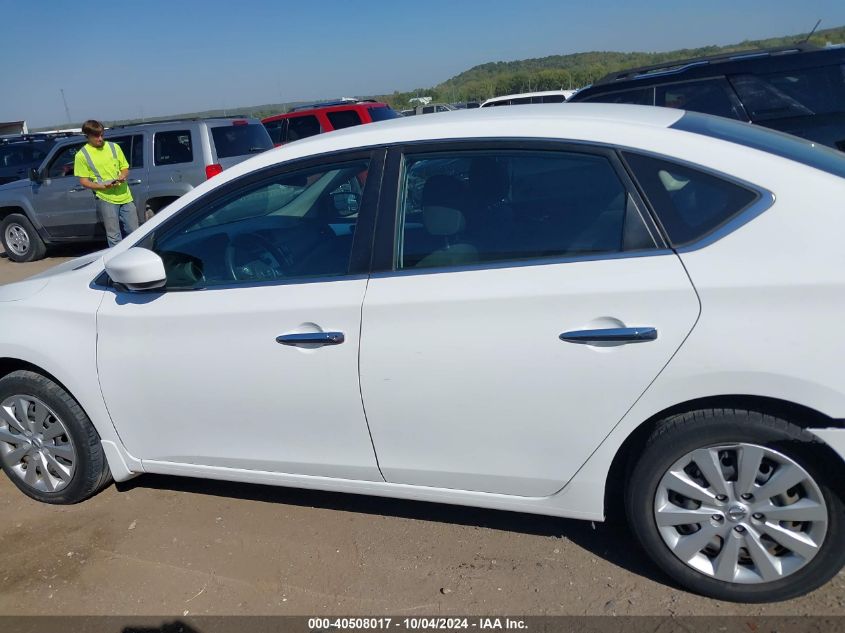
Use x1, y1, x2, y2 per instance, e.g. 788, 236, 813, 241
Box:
96, 199, 139, 247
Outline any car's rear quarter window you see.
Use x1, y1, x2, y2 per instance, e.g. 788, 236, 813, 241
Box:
211, 124, 273, 158
326, 110, 362, 130
623, 152, 758, 246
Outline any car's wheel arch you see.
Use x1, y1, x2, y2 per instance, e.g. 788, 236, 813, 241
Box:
0, 356, 141, 482
603, 394, 845, 522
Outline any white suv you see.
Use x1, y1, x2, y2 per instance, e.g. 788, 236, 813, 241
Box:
0, 104, 843, 602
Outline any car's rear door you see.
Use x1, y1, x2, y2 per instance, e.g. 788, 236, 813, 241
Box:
359, 141, 701, 497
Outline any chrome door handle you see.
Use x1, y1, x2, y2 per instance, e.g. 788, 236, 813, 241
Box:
559, 327, 658, 344
276, 331, 345, 346
127, 179, 142, 185
70, 186, 87, 192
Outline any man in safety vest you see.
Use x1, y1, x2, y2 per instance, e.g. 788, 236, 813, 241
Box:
73, 119, 138, 247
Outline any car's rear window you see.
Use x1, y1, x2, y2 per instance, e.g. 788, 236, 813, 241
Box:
367, 106, 401, 121
729, 64, 845, 120
671, 111, 845, 179
211, 123, 273, 159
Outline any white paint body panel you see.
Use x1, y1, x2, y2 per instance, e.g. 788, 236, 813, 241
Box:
361, 254, 699, 496
96, 278, 382, 480
0, 105, 842, 519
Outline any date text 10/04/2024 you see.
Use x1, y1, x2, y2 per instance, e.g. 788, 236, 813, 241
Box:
308, 618, 528, 630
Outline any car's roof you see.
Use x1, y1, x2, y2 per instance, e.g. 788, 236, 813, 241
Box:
244, 104, 684, 170
573, 45, 845, 98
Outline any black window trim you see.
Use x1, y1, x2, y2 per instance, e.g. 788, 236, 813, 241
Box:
617, 147, 772, 252
371, 139, 668, 276
96, 147, 386, 292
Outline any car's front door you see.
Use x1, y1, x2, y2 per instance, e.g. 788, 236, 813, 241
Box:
360, 143, 701, 497
33, 142, 101, 239
96, 150, 385, 480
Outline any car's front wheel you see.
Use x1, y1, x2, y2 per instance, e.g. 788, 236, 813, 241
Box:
626, 409, 845, 602
1, 213, 47, 262
0, 370, 111, 503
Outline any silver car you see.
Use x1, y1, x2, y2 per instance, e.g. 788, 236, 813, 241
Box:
0, 117, 273, 262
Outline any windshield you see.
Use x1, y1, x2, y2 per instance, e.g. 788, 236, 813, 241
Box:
211, 124, 273, 158
671, 111, 845, 179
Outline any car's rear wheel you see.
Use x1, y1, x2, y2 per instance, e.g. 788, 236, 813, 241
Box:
1, 214, 46, 262
626, 409, 845, 602
0, 370, 111, 503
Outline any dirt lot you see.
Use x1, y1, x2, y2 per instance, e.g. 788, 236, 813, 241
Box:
0, 248, 843, 616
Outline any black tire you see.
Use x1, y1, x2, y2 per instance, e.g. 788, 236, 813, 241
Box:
1, 213, 47, 262
626, 408, 845, 602
0, 370, 111, 504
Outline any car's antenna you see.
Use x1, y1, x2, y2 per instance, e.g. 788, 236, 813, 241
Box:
799, 19, 822, 44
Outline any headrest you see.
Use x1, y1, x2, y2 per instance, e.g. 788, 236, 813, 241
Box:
422, 175, 467, 208
423, 205, 466, 236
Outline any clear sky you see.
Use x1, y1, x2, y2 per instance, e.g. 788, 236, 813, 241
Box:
2, 0, 844, 127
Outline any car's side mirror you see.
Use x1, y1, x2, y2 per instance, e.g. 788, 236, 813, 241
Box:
104, 247, 167, 292
29, 168, 41, 183
331, 191, 361, 216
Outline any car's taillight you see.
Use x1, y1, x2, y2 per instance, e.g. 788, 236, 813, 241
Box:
205, 164, 223, 179
232, 120, 248, 126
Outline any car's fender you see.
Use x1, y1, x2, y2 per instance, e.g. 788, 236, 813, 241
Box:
0, 183, 43, 231
0, 265, 142, 481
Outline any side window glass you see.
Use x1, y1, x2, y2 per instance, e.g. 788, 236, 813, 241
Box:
326, 110, 362, 130
286, 116, 321, 142
152, 160, 369, 289
399, 151, 652, 270
582, 87, 654, 105
656, 80, 743, 119
264, 119, 286, 144
48, 143, 84, 178
131, 134, 144, 168
110, 136, 133, 168
154, 130, 193, 166
623, 152, 758, 246
730, 67, 845, 120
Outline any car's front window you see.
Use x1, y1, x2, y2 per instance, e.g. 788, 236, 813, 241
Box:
151, 160, 369, 289
47, 144, 84, 178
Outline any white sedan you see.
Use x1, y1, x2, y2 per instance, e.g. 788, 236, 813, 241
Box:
1, 105, 844, 602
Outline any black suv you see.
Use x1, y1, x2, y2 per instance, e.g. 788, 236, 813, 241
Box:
569, 44, 845, 150
0, 133, 74, 186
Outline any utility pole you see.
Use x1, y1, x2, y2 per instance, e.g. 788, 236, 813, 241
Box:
60, 89, 72, 125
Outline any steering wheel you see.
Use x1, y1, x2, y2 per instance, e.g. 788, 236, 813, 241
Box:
224, 232, 291, 282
